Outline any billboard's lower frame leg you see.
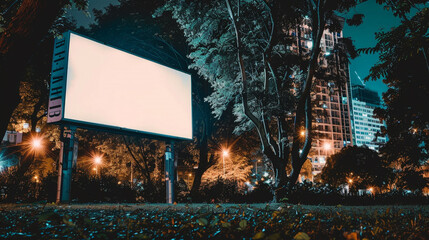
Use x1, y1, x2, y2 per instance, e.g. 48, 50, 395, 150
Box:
56, 126, 76, 204
165, 142, 175, 204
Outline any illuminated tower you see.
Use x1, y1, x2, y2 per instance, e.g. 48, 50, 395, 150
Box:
291, 17, 353, 176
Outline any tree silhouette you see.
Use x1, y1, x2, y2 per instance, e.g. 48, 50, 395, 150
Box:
157, 0, 363, 198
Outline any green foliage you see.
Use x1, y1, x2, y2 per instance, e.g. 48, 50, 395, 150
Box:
346, 13, 364, 26
362, 1, 429, 192
359, 2, 429, 81
321, 146, 392, 189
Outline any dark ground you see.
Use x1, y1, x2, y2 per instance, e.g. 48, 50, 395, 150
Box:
1, 203, 428, 239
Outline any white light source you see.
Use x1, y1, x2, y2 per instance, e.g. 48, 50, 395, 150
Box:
323, 142, 331, 151
94, 156, 102, 164
222, 150, 229, 157
32, 138, 42, 150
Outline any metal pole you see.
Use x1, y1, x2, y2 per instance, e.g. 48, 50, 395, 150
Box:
56, 141, 64, 203
223, 155, 225, 177
255, 161, 258, 177
57, 126, 77, 203
130, 160, 133, 188
165, 142, 175, 204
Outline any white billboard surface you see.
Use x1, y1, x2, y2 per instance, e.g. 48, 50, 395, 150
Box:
59, 33, 192, 139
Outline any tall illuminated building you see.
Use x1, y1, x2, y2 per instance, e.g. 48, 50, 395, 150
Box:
290, 17, 353, 176
350, 85, 387, 150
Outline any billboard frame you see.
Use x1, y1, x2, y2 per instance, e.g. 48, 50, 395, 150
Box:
48, 31, 193, 141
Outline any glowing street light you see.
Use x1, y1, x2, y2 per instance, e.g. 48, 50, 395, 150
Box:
222, 149, 229, 177
222, 150, 229, 157
31, 137, 43, 151
300, 130, 305, 137
93, 155, 102, 176
348, 179, 353, 184
94, 156, 102, 164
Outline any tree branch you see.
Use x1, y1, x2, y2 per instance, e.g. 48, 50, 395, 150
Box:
225, 0, 274, 157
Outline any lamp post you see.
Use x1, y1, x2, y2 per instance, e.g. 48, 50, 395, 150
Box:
348, 178, 353, 195
222, 150, 229, 177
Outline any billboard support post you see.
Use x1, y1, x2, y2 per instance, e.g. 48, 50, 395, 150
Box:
165, 142, 175, 204
56, 126, 77, 203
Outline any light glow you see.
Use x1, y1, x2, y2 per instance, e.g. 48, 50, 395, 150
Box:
31, 138, 42, 150
222, 150, 229, 157
94, 156, 102, 164
323, 142, 331, 151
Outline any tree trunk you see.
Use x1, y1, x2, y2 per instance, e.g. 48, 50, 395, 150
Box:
190, 131, 210, 200
0, 0, 66, 139
30, 97, 44, 132
190, 168, 204, 200
288, 163, 301, 185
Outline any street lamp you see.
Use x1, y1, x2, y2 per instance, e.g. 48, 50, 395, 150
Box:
222, 149, 229, 177
30, 136, 43, 152
94, 156, 102, 164
93, 155, 102, 177
300, 130, 305, 137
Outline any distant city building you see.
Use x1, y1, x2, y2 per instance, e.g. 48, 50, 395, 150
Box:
290, 17, 354, 176
350, 85, 387, 150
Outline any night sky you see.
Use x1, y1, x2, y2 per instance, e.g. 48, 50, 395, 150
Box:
68, 0, 404, 101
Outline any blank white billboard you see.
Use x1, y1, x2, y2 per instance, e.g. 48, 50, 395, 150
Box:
48, 32, 192, 140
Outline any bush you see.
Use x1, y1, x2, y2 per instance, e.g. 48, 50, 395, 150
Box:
245, 183, 273, 203
71, 173, 136, 203
0, 169, 39, 203
279, 181, 429, 205
197, 178, 245, 203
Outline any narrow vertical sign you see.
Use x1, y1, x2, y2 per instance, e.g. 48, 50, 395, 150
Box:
47, 35, 68, 123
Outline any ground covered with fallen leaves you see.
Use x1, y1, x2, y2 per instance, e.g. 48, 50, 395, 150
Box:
0, 203, 428, 239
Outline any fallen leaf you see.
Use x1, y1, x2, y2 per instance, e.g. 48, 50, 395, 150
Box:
294, 232, 310, 240
253, 232, 265, 239
239, 219, 247, 229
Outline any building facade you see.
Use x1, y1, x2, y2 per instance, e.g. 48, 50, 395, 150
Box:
289, 17, 356, 177
350, 85, 387, 150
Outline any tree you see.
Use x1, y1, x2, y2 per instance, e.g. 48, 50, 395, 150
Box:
9, 16, 77, 134
201, 152, 252, 183
156, 0, 363, 196
88, 133, 165, 189
299, 159, 313, 181
86, 0, 234, 200
361, 1, 429, 192
321, 146, 391, 190
0, 0, 88, 140
363, 0, 429, 74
